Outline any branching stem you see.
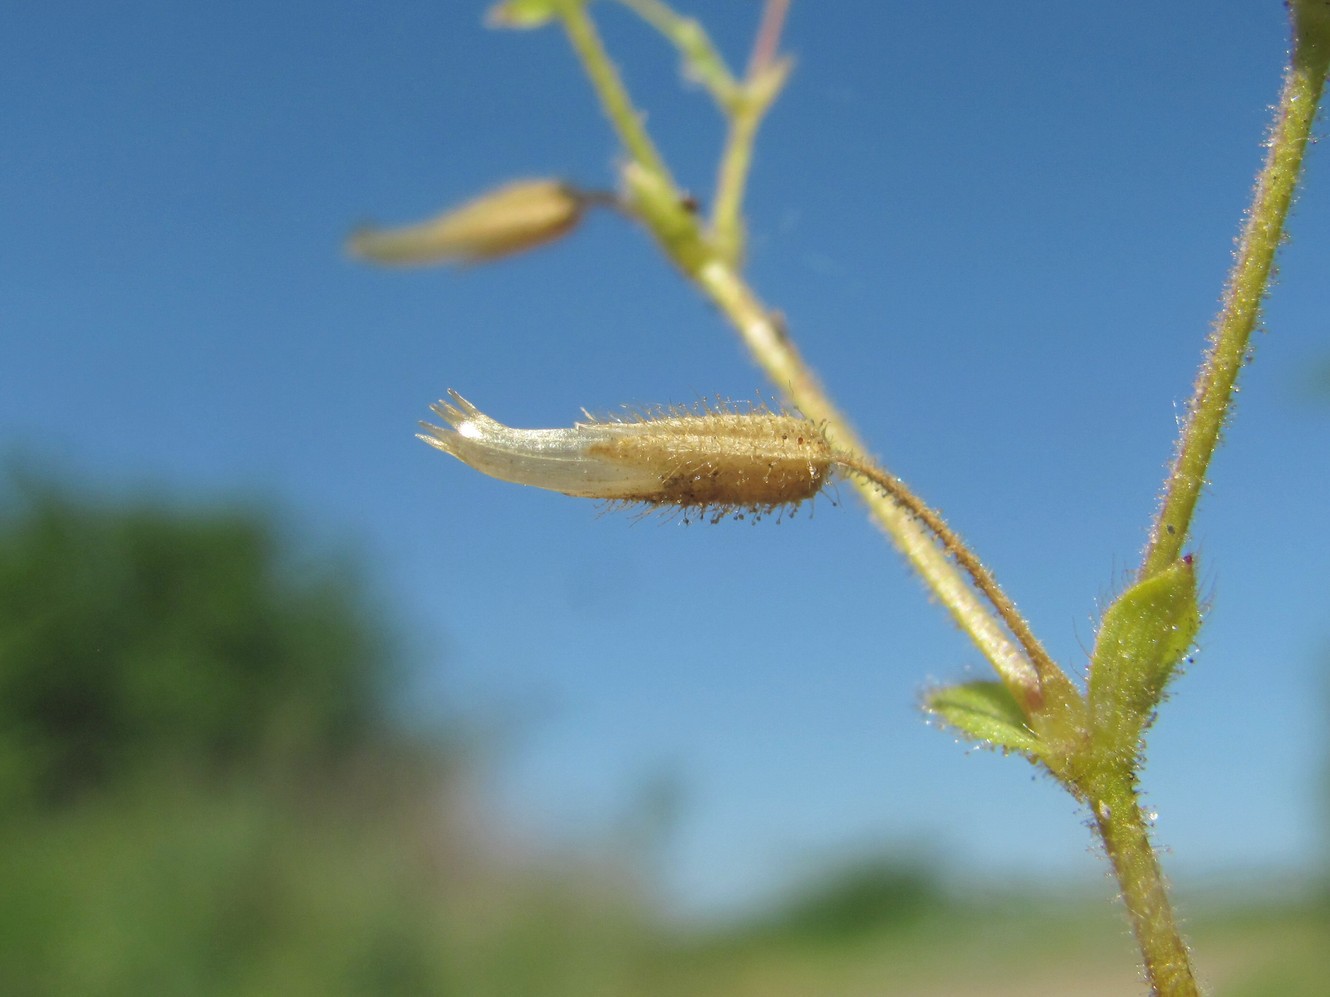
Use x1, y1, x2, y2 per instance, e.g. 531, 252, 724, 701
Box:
539, 6, 1330, 995
554, 3, 1048, 702
710, 61, 789, 265
692, 259, 1057, 712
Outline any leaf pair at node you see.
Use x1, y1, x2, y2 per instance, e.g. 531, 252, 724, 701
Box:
926, 558, 1200, 772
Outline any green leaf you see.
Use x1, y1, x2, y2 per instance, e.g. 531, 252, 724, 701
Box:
1088, 557, 1200, 757
925, 681, 1041, 757
485, 0, 566, 29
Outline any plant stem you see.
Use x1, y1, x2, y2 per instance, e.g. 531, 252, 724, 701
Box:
1087, 769, 1198, 996
612, 0, 740, 109
693, 258, 1054, 710
557, 2, 675, 186
710, 60, 789, 265
831, 451, 1071, 714
536, 8, 1330, 995
608, 0, 788, 264
1109, 15, 1330, 991
747, 0, 790, 79
1141, 17, 1330, 578
554, 5, 1048, 703
712, 2, 791, 265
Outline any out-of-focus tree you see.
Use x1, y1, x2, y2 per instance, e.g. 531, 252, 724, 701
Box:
0, 473, 391, 810
748, 856, 945, 945
0, 471, 665, 997
0, 474, 458, 995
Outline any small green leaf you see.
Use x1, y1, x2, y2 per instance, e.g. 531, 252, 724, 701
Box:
925, 681, 1041, 757
485, 0, 566, 29
1088, 557, 1200, 757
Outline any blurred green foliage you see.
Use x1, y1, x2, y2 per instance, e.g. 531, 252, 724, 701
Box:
0, 475, 389, 810
0, 472, 1322, 995
0, 473, 656, 996
744, 858, 944, 945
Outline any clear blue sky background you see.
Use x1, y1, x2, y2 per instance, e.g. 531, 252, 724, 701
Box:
4, 2, 1329, 918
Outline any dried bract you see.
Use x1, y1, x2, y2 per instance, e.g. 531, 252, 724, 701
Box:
348, 180, 586, 266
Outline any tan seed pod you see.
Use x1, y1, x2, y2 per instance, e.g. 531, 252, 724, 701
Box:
418, 391, 833, 520
348, 179, 587, 266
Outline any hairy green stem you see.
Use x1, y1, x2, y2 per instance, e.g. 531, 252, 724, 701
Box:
612, 0, 740, 108
710, 61, 789, 266
555, 5, 1050, 702
558, 2, 675, 186
694, 259, 1064, 711
831, 451, 1074, 718
543, 8, 1330, 994
1108, 13, 1330, 992
558, 0, 1069, 717
1142, 14, 1330, 577
746, 0, 790, 79
1087, 770, 1198, 996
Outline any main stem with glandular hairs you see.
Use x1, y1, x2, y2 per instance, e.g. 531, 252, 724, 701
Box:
1142, 6, 1330, 579
1088, 769, 1198, 997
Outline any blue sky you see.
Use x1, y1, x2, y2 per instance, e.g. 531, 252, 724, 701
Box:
4, 1, 1329, 917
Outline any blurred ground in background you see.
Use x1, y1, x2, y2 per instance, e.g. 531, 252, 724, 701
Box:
0, 471, 1324, 996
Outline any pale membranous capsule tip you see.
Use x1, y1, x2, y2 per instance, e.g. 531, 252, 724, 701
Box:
418, 391, 834, 522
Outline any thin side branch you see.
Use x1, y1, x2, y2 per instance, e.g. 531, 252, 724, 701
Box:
691, 259, 1049, 710
833, 451, 1071, 714
747, 0, 790, 79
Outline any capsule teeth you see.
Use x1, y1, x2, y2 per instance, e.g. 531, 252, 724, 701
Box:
416, 424, 458, 456
446, 388, 477, 414
427, 402, 461, 427
428, 390, 483, 429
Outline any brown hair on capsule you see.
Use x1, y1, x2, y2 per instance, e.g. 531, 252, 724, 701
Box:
583, 400, 834, 522
418, 392, 834, 523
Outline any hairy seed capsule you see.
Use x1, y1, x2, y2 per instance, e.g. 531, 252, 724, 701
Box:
418, 391, 833, 519
348, 179, 586, 266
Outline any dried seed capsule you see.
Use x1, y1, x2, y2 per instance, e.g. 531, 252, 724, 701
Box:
348, 179, 586, 266
418, 391, 833, 520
